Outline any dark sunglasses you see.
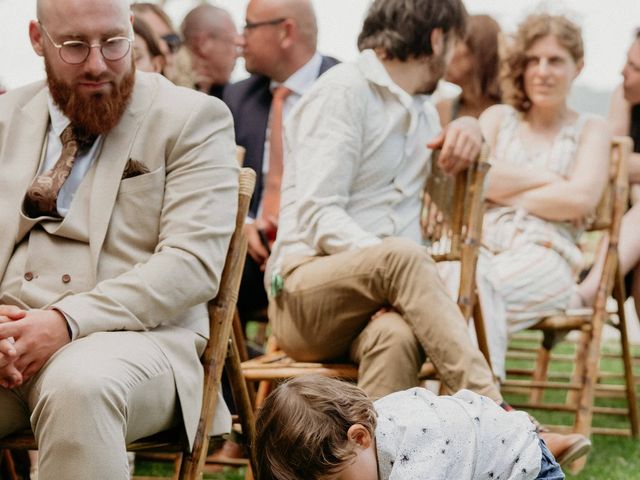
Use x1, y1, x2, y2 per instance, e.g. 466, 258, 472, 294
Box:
161, 33, 182, 53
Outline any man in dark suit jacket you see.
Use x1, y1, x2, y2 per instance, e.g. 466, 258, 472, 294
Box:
224, 0, 338, 320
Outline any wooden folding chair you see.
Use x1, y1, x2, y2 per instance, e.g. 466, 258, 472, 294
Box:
240, 145, 492, 407
500, 136, 639, 440
0, 167, 258, 480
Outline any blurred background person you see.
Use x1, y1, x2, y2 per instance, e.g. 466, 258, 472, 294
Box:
131, 2, 194, 87
578, 29, 640, 318
436, 14, 502, 125
476, 14, 611, 380
181, 4, 241, 99
224, 0, 338, 325
133, 16, 165, 74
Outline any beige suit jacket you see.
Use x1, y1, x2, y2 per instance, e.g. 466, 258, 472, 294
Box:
0, 71, 239, 446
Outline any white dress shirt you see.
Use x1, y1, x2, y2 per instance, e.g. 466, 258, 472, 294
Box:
265, 49, 441, 290
44, 92, 103, 217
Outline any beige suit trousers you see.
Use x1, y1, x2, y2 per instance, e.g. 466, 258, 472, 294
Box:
0, 331, 189, 480
271, 237, 501, 401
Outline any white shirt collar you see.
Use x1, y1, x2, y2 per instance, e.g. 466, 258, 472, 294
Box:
269, 51, 323, 96
46, 89, 72, 137
357, 49, 431, 112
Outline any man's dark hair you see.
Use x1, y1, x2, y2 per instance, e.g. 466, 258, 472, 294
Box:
357, 0, 467, 61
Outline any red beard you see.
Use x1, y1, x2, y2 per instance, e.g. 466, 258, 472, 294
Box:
45, 56, 135, 136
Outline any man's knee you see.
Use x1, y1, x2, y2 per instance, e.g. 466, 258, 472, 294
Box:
353, 312, 424, 365
32, 365, 125, 432
377, 237, 435, 273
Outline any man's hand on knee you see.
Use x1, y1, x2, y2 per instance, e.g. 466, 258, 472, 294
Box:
427, 116, 482, 175
0, 306, 26, 388
0, 354, 23, 389
0, 309, 71, 384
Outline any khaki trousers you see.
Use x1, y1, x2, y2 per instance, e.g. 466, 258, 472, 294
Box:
0, 331, 180, 480
271, 237, 501, 401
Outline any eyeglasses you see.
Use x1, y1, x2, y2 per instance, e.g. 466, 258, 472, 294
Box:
40, 23, 132, 65
243, 17, 286, 31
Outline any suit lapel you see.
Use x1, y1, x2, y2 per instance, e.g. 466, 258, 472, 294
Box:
0, 86, 49, 277
89, 73, 152, 271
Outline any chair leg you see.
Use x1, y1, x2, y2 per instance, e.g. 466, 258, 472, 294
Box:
233, 310, 251, 363
574, 312, 605, 438
255, 381, 274, 409
1, 449, 20, 480
530, 346, 551, 404
472, 298, 492, 371
566, 327, 590, 408
613, 270, 639, 437
226, 332, 259, 477
172, 453, 183, 480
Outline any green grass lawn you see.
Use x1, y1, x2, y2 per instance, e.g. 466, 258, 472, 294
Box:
135, 333, 640, 479
504, 333, 640, 479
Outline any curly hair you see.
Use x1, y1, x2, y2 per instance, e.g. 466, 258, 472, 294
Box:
253, 376, 378, 480
501, 13, 583, 112
358, 0, 467, 60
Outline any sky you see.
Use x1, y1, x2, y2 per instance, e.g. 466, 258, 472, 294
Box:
1, 0, 639, 94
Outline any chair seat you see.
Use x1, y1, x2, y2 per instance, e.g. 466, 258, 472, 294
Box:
0, 428, 186, 454
242, 353, 358, 382
530, 311, 593, 331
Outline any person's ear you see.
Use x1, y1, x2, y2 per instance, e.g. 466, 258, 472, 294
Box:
430, 28, 444, 56
29, 20, 45, 57
151, 55, 165, 74
574, 58, 584, 78
280, 18, 295, 49
346, 424, 373, 449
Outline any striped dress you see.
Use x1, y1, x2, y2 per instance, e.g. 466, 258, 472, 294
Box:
476, 106, 589, 380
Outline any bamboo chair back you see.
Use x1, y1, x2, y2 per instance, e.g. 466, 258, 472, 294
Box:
421, 144, 490, 321
588, 137, 630, 232
0, 168, 257, 480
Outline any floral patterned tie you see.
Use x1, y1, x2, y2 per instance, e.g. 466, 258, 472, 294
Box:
24, 125, 95, 218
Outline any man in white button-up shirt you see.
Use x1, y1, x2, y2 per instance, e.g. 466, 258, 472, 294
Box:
266, 0, 498, 403
224, 0, 338, 322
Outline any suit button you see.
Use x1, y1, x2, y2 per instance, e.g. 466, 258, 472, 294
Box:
62, 274, 71, 284
24, 272, 34, 281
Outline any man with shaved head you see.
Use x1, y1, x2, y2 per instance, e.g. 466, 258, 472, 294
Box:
181, 4, 241, 99
224, 0, 338, 323
0, 0, 238, 477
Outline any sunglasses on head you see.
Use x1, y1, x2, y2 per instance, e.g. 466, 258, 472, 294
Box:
161, 33, 182, 53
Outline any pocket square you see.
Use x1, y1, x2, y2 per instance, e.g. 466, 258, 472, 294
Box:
122, 159, 150, 179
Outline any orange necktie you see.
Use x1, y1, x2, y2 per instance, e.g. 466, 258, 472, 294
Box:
261, 85, 292, 241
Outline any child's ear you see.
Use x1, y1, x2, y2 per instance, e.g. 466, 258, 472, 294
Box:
347, 424, 373, 449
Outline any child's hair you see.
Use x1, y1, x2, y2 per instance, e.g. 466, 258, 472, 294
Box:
253, 375, 378, 480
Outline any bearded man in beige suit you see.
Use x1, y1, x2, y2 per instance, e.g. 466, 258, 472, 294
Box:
0, 0, 239, 478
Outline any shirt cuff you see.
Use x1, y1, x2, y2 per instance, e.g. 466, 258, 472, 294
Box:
52, 307, 78, 340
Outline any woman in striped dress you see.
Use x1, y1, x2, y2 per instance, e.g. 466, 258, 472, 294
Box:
476, 14, 611, 380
